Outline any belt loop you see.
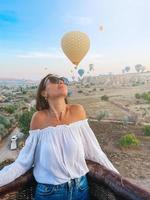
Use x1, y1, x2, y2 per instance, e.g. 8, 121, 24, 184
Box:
74, 178, 77, 185
76, 177, 80, 186
68, 179, 71, 188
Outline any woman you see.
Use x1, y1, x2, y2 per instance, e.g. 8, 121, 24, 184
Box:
0, 73, 120, 200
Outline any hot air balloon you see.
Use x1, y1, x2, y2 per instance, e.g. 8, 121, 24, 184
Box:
78, 69, 85, 77
72, 76, 75, 81
61, 31, 90, 68
135, 64, 143, 73
99, 25, 104, 32
124, 66, 130, 73
89, 64, 94, 71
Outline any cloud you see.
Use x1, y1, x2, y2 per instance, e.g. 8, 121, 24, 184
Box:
64, 15, 92, 25
0, 11, 18, 23
17, 51, 64, 59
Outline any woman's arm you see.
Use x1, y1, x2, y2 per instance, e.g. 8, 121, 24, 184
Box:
77, 104, 120, 175
0, 130, 38, 187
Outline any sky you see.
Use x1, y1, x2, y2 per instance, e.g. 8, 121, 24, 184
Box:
0, 0, 150, 80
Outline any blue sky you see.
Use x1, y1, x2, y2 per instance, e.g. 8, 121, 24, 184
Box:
0, 0, 150, 80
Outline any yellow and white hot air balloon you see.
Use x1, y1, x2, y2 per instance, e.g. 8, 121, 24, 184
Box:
61, 31, 90, 69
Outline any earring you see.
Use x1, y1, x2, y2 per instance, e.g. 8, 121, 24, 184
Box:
44, 96, 48, 101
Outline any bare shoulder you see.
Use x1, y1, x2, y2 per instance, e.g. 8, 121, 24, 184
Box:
30, 110, 46, 130
70, 104, 87, 120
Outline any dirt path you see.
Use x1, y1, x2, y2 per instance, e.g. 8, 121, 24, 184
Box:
0, 127, 20, 163
109, 100, 139, 122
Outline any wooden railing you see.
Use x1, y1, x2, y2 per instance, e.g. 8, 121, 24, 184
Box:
0, 159, 150, 200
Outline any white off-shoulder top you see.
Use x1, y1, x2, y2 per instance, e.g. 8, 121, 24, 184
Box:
0, 118, 120, 187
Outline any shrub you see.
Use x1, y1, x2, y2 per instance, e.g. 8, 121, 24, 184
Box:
68, 91, 72, 97
4, 105, 16, 114
135, 93, 141, 99
122, 115, 138, 125
143, 125, 150, 136
90, 83, 95, 86
0, 124, 5, 135
23, 97, 30, 103
0, 115, 11, 128
96, 110, 109, 121
22, 90, 27, 94
101, 95, 109, 101
142, 92, 150, 103
122, 116, 129, 125
119, 133, 140, 147
127, 115, 138, 124
9, 117, 16, 124
78, 90, 83, 93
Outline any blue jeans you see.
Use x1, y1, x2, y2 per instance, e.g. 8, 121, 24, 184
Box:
34, 174, 90, 200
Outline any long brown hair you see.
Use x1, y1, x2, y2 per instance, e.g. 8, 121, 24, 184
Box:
35, 73, 68, 111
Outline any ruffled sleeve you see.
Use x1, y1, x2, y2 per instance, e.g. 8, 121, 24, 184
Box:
0, 130, 39, 187
79, 119, 120, 175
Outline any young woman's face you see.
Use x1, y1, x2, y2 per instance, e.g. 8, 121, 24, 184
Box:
44, 77, 68, 99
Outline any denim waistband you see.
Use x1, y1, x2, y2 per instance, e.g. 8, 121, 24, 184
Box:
37, 174, 87, 189
62, 174, 87, 189
68, 174, 85, 185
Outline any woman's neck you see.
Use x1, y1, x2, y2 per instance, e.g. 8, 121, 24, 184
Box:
47, 104, 68, 122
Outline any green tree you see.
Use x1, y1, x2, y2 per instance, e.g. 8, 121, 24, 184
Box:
4, 105, 16, 114
143, 125, 150, 136
18, 107, 36, 135
0, 115, 11, 128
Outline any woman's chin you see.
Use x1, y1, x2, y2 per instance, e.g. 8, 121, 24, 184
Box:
58, 91, 68, 97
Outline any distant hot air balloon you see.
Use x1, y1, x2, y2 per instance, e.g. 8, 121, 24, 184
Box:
72, 76, 75, 81
99, 25, 104, 32
89, 64, 94, 71
124, 66, 130, 73
135, 64, 144, 73
61, 31, 90, 68
78, 69, 85, 77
